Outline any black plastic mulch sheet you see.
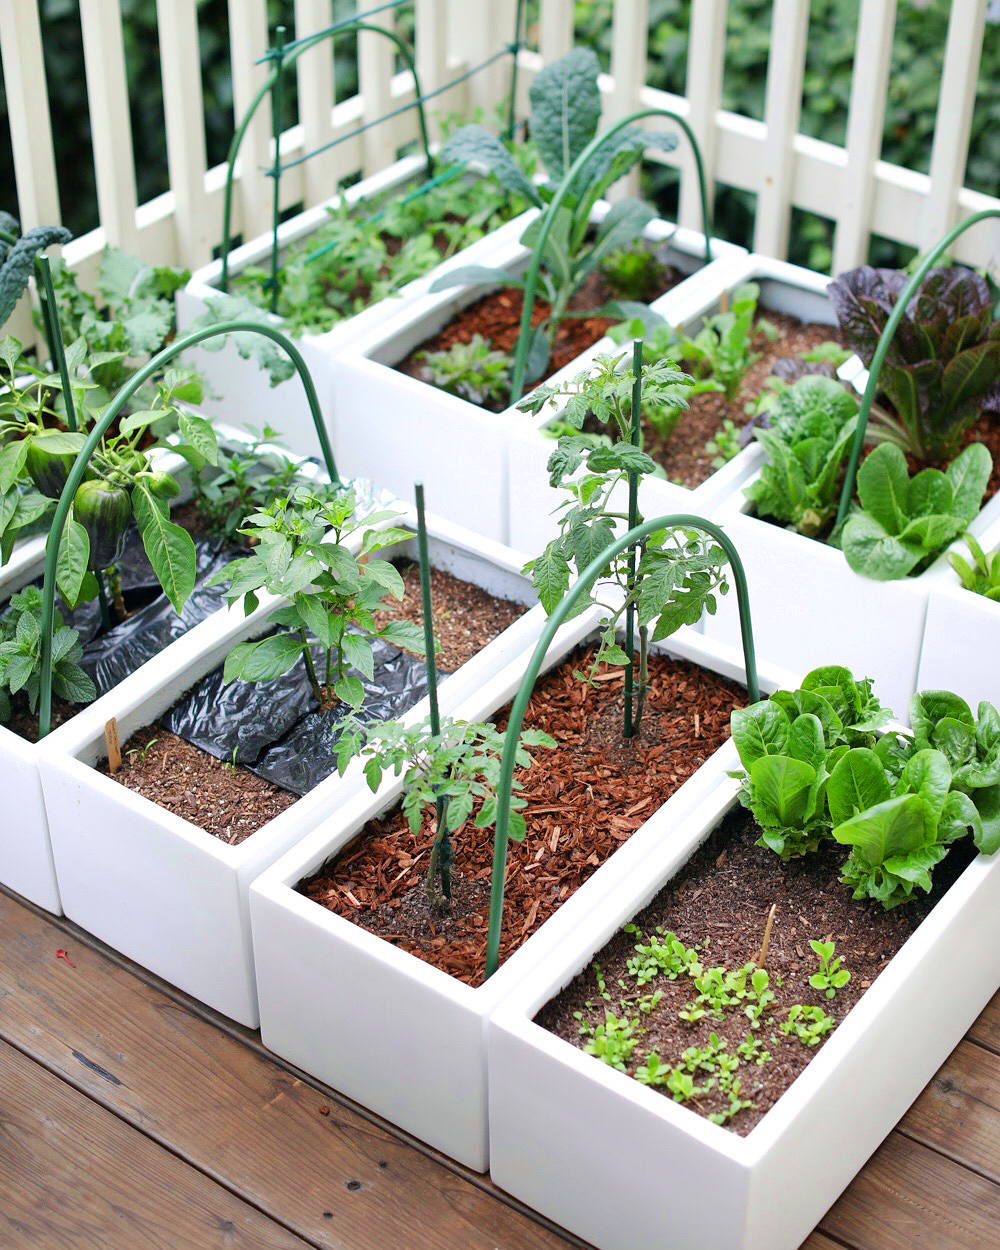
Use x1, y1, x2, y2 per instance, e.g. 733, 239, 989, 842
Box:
160, 632, 450, 796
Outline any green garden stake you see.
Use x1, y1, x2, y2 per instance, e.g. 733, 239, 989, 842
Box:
415, 482, 450, 901
34, 255, 78, 434
506, 0, 526, 140
623, 338, 643, 740
510, 107, 714, 403
834, 207, 1000, 528
484, 513, 759, 979
36, 319, 339, 739
267, 25, 287, 314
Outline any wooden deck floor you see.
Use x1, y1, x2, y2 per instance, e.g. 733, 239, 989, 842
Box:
1, 884, 998, 1250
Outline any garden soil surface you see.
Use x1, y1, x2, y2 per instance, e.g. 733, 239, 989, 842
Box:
396, 266, 684, 412
537, 803, 974, 1134
103, 567, 528, 844
299, 645, 748, 985
624, 313, 846, 490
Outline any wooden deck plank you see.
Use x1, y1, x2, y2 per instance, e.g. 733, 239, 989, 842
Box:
0, 1037, 312, 1250
0, 889, 580, 1250
898, 1039, 1000, 1184
968, 988, 1000, 1053
818, 1131, 1000, 1250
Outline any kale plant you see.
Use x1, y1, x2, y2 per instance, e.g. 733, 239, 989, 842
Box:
432, 47, 677, 387
0, 212, 72, 329
742, 375, 859, 537
840, 441, 991, 580
827, 264, 1000, 462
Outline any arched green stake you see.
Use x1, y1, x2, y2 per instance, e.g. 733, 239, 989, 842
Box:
220, 18, 434, 292
484, 513, 758, 979
36, 319, 339, 739
510, 107, 715, 402
834, 207, 1000, 528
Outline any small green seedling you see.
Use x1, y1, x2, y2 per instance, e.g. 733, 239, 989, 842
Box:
126, 737, 159, 767
808, 939, 851, 999
781, 1004, 835, 1047
704, 417, 741, 468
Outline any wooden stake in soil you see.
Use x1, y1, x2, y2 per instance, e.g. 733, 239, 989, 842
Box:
104, 718, 122, 774
757, 903, 777, 969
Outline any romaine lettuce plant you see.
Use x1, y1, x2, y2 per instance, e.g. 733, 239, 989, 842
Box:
432, 47, 677, 386
742, 375, 859, 536
210, 486, 424, 710
948, 531, 1000, 600
827, 264, 1000, 462
839, 441, 991, 580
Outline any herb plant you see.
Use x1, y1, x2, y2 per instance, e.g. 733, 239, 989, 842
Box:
742, 375, 860, 537
335, 715, 555, 907
210, 487, 424, 710
840, 442, 991, 580
433, 47, 677, 386
416, 335, 513, 408
827, 264, 1000, 462
677, 282, 774, 403
948, 532, 1000, 600
0, 585, 95, 724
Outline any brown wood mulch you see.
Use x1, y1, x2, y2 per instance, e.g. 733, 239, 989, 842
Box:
103, 567, 529, 845
368, 561, 526, 673
629, 313, 845, 490
396, 265, 683, 413
299, 646, 748, 986
537, 803, 975, 1135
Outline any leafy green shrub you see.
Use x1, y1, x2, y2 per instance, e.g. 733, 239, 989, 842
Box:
417, 334, 513, 408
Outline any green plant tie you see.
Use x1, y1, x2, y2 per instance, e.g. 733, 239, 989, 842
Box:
267, 25, 287, 314
484, 513, 758, 979
34, 255, 78, 434
623, 338, 643, 739
510, 106, 715, 402
834, 207, 1000, 528
506, 0, 527, 141
36, 319, 338, 739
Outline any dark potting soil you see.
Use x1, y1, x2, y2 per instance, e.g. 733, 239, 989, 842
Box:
536, 804, 975, 1135
395, 266, 684, 413
590, 313, 845, 491
103, 567, 528, 839
298, 644, 748, 986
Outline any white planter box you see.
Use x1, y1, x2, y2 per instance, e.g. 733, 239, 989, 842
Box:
36, 513, 551, 1027
176, 154, 536, 462
249, 622, 797, 1170
488, 783, 1000, 1250
331, 215, 746, 543
917, 513, 1000, 707
506, 254, 843, 555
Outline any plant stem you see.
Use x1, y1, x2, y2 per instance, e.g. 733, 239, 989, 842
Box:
424, 796, 452, 908
106, 566, 126, 621
300, 627, 322, 704
757, 904, 778, 969
94, 569, 112, 632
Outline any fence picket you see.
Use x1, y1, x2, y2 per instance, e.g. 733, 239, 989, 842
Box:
415, 0, 450, 143
753, 0, 810, 258
293, 0, 338, 204
157, 0, 211, 268
923, 0, 988, 248
357, 2, 396, 175
79, 0, 140, 252
228, 0, 273, 242
679, 0, 727, 234
608, 0, 648, 200
539, 0, 573, 62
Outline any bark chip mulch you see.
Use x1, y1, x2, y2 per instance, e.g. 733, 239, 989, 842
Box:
299, 646, 748, 986
102, 567, 528, 844
537, 804, 974, 1134
396, 266, 683, 412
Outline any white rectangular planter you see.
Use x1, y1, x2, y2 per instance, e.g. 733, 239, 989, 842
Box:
917, 513, 1000, 708
331, 216, 746, 543
36, 513, 549, 1027
506, 254, 862, 556
249, 621, 797, 1170
488, 783, 1000, 1250
176, 154, 536, 462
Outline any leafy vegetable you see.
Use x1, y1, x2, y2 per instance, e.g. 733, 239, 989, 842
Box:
827, 264, 1000, 462
742, 375, 859, 536
840, 441, 991, 580
0, 216, 73, 329
417, 334, 512, 408
948, 531, 1000, 601
677, 283, 774, 403
0, 585, 95, 724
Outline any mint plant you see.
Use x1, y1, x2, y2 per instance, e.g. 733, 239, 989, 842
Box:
0, 586, 95, 724
434, 47, 678, 388
742, 375, 860, 537
210, 487, 424, 711
948, 532, 1000, 600
416, 335, 513, 408
334, 715, 554, 907
828, 264, 1000, 462
807, 940, 850, 999
840, 441, 991, 579
677, 282, 774, 403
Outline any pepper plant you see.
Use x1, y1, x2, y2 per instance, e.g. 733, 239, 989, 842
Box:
210, 486, 425, 710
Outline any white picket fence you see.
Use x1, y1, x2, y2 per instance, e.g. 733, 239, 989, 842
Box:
2, 0, 998, 349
